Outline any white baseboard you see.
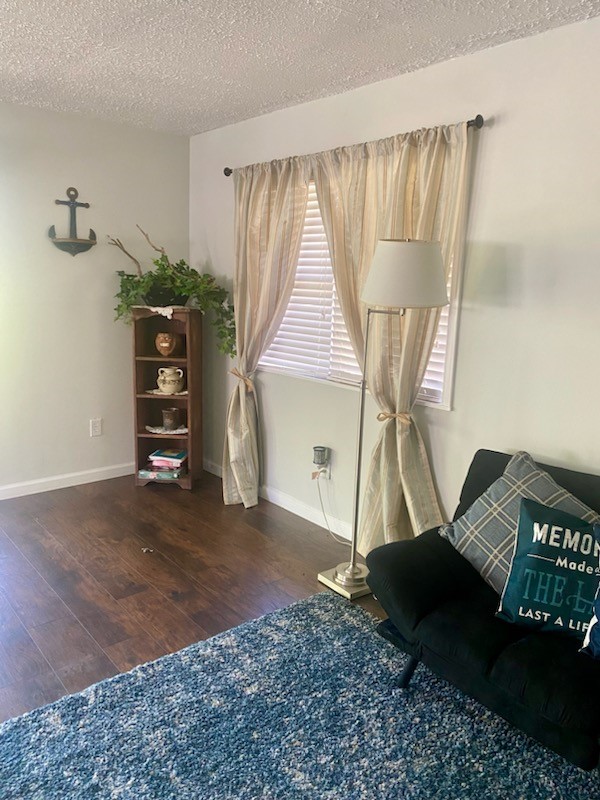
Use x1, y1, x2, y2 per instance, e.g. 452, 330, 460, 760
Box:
260, 484, 352, 540
3, 457, 351, 544
0, 462, 135, 501
0, 459, 352, 541
203, 458, 351, 541
203, 458, 223, 477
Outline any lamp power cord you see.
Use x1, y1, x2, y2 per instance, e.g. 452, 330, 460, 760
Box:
314, 470, 350, 547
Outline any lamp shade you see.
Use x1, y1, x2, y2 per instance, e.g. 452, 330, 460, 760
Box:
361, 240, 448, 309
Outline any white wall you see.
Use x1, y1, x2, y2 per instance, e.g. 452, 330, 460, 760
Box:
0, 103, 189, 498
194, 16, 600, 535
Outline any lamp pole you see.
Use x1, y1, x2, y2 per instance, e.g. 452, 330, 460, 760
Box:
318, 307, 399, 599
317, 239, 448, 601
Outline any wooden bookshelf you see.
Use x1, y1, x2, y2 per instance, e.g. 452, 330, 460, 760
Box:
132, 307, 202, 490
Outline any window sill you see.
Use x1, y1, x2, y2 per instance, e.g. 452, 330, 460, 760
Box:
256, 365, 360, 393
256, 365, 451, 410
417, 396, 451, 412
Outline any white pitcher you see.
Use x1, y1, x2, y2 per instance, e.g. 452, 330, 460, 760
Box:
157, 366, 184, 394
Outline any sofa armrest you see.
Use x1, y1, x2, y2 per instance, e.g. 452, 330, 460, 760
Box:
366, 528, 484, 643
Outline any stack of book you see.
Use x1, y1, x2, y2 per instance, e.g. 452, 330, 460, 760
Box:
138, 448, 188, 480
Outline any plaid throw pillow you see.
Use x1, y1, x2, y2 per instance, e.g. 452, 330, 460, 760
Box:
439, 451, 600, 595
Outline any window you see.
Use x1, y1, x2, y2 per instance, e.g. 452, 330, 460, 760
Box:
417, 298, 452, 406
259, 183, 360, 384
259, 182, 458, 407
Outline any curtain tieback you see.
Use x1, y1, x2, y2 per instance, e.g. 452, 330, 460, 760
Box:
377, 411, 412, 426
230, 368, 255, 393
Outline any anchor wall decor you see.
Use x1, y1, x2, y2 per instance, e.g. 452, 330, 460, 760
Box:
48, 187, 97, 256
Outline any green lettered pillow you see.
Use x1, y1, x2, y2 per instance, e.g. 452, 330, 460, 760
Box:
439, 451, 600, 595
496, 499, 600, 639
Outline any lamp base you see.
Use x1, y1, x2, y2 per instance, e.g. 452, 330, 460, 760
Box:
317, 562, 371, 600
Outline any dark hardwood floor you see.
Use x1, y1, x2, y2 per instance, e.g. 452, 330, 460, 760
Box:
0, 471, 382, 722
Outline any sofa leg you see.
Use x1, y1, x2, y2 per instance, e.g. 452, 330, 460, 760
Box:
398, 656, 419, 688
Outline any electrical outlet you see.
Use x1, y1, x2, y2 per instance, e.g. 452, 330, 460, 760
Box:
312, 466, 330, 480
89, 418, 103, 437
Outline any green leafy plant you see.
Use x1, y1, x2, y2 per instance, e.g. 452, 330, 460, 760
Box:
110, 226, 235, 357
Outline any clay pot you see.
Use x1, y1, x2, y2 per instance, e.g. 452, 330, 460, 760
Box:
155, 332, 182, 357
157, 366, 184, 394
161, 407, 181, 431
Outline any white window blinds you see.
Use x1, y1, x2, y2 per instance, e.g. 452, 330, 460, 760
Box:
259, 182, 456, 405
260, 183, 360, 382
417, 302, 450, 405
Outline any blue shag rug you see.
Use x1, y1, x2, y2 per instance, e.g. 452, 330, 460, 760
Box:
0, 593, 598, 799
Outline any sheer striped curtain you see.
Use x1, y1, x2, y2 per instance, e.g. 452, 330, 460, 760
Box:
313, 124, 472, 552
222, 158, 309, 507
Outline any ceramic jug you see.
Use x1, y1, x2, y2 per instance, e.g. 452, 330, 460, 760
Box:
157, 366, 184, 394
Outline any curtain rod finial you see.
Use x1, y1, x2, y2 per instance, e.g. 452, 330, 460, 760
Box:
467, 114, 484, 129
224, 167, 233, 177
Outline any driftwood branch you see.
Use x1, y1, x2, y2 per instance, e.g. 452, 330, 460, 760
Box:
137, 225, 166, 256
107, 236, 143, 277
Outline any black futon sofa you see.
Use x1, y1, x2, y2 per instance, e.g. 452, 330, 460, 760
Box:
366, 449, 600, 770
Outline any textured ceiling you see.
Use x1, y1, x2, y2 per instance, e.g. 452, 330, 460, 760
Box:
1, 0, 599, 135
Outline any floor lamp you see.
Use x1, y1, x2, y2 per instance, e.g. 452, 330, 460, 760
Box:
318, 239, 449, 600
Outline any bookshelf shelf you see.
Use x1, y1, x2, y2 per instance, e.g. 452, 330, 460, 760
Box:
136, 393, 190, 400
132, 307, 202, 490
135, 356, 187, 364
137, 432, 189, 440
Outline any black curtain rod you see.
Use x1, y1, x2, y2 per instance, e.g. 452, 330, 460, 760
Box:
223, 114, 484, 176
